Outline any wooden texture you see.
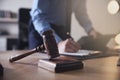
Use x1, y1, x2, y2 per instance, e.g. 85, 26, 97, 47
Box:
38, 56, 83, 73
0, 50, 120, 80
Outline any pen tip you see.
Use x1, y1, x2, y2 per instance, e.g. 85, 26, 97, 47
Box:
66, 32, 70, 35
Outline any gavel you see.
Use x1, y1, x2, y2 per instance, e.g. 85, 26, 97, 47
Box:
9, 30, 83, 73
9, 30, 60, 63
9, 45, 45, 63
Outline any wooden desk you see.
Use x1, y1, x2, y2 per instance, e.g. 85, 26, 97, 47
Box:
0, 51, 120, 80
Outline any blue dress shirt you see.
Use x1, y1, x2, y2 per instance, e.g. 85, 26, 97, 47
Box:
30, 0, 93, 43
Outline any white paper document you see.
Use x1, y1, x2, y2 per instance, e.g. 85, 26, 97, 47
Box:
60, 50, 101, 56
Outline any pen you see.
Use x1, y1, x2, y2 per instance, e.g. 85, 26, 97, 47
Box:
66, 32, 74, 40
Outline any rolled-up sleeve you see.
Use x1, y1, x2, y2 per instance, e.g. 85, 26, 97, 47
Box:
73, 0, 94, 33
30, 0, 62, 43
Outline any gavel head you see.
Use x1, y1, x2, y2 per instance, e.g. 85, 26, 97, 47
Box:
42, 30, 60, 59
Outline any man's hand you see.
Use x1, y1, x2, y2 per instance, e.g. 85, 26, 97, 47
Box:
58, 39, 80, 53
89, 29, 101, 39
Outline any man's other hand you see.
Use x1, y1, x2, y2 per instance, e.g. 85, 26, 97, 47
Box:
89, 29, 101, 39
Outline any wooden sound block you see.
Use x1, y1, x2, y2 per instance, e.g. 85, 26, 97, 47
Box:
38, 56, 83, 73
0, 63, 3, 76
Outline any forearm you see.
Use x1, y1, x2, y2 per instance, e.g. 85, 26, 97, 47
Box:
30, 0, 62, 43
73, 1, 94, 34
32, 14, 62, 43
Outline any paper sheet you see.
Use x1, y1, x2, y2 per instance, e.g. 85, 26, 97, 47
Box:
60, 50, 101, 56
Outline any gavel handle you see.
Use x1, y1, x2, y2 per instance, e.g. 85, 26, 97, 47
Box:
9, 49, 37, 63
9, 45, 45, 63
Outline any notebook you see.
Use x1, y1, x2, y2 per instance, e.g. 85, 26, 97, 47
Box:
60, 35, 114, 60
60, 49, 115, 60
60, 50, 101, 56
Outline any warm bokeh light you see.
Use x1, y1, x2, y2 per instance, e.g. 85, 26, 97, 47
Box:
115, 33, 120, 45
107, 0, 120, 15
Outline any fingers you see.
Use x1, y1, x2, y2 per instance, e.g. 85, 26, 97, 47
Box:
58, 39, 81, 53
65, 39, 80, 52
69, 39, 80, 49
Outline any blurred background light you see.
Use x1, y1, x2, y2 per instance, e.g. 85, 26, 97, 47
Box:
107, 0, 120, 15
